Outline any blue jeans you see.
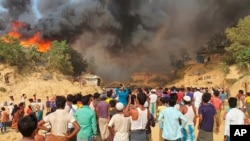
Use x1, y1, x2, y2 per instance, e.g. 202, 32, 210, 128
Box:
1, 122, 7, 132
77, 136, 94, 141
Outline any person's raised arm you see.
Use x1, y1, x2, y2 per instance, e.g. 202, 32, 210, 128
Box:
124, 95, 131, 117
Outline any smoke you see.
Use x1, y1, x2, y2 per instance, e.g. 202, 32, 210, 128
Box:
0, 0, 250, 82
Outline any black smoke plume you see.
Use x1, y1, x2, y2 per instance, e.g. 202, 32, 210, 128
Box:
0, 0, 250, 81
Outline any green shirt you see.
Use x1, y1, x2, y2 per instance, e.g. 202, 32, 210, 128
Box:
74, 105, 97, 139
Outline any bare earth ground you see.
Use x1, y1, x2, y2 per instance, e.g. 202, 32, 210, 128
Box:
0, 63, 245, 141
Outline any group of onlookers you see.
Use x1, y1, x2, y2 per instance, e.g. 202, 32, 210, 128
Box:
1, 85, 250, 141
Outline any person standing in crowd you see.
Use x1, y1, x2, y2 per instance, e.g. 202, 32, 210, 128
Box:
177, 88, 184, 105
186, 87, 194, 100
108, 102, 130, 141
158, 94, 187, 141
237, 90, 246, 112
197, 93, 219, 141
65, 94, 77, 141
45, 96, 51, 113
33, 94, 37, 103
157, 97, 168, 141
89, 93, 100, 111
1, 107, 9, 133
115, 83, 129, 106
149, 89, 157, 118
21, 94, 26, 107
38, 96, 80, 141
105, 90, 113, 104
75, 94, 97, 141
8, 102, 14, 121
124, 93, 149, 141
245, 92, 250, 117
210, 90, 222, 125
12, 102, 25, 131
144, 101, 155, 141
219, 90, 227, 110
180, 96, 196, 141
193, 87, 203, 116
224, 97, 249, 141
96, 94, 110, 141
36, 105, 43, 122
28, 98, 37, 117
18, 114, 43, 141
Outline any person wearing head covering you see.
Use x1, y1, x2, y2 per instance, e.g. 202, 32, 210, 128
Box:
180, 96, 197, 141
108, 102, 130, 141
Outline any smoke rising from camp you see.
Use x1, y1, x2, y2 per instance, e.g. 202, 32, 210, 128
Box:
0, 0, 250, 81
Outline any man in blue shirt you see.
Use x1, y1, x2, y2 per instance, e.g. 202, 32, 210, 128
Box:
115, 83, 129, 106
158, 94, 187, 141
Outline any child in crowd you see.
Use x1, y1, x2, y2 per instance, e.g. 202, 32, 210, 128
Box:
45, 96, 51, 113
109, 100, 117, 119
26, 105, 32, 116
1, 107, 9, 133
219, 90, 227, 110
245, 92, 250, 118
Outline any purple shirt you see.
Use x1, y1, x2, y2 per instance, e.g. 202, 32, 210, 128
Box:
198, 103, 216, 132
97, 101, 109, 118
186, 92, 194, 100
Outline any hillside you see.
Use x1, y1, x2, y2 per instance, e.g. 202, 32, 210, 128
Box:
0, 64, 102, 103
167, 62, 245, 96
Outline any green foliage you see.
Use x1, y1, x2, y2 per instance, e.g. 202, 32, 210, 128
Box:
0, 37, 87, 76
46, 41, 73, 75
236, 48, 250, 70
68, 48, 88, 76
225, 15, 250, 66
0, 37, 28, 69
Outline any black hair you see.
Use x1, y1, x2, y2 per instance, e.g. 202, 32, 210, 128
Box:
1, 107, 5, 111
213, 90, 220, 97
82, 94, 92, 105
239, 90, 244, 94
202, 93, 211, 103
37, 99, 41, 102
109, 100, 117, 108
75, 93, 83, 102
228, 97, 237, 108
107, 90, 112, 98
137, 93, 147, 105
55, 96, 66, 109
18, 114, 37, 137
67, 94, 75, 102
168, 96, 176, 107
160, 97, 168, 104
93, 92, 100, 99
247, 92, 250, 96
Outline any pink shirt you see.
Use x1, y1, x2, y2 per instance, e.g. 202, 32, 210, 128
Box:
210, 96, 222, 110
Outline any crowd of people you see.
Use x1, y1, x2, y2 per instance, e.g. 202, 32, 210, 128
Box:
0, 84, 249, 141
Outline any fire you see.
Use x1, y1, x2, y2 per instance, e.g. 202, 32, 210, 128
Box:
4, 21, 52, 52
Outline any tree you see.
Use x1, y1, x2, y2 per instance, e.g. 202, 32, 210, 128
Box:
46, 40, 73, 75
0, 37, 28, 69
68, 48, 88, 76
225, 15, 250, 65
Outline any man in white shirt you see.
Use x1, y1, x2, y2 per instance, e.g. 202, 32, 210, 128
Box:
38, 96, 80, 141
224, 97, 249, 141
108, 102, 130, 141
149, 89, 158, 118
193, 87, 203, 115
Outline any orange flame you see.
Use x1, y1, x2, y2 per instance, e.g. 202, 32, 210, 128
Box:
5, 21, 52, 52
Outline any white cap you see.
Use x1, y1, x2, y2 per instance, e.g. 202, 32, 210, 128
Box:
183, 96, 191, 102
116, 102, 124, 111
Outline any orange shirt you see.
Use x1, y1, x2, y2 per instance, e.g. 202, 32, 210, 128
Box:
210, 96, 222, 110
1, 111, 9, 122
